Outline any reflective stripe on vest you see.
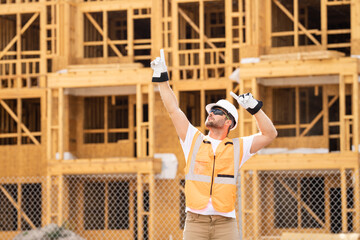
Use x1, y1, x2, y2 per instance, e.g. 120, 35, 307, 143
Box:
185, 134, 240, 185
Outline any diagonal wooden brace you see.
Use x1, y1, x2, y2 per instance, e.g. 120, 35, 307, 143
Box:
0, 13, 40, 60
85, 13, 123, 58
277, 177, 325, 228
0, 100, 40, 145
178, 8, 225, 62
0, 185, 36, 229
300, 95, 339, 137
272, 0, 321, 46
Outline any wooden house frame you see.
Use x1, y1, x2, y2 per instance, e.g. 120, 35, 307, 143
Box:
1, 0, 360, 239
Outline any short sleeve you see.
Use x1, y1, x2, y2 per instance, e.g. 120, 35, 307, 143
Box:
180, 124, 200, 163
240, 134, 259, 168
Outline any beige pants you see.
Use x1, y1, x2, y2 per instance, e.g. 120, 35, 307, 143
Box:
183, 212, 239, 240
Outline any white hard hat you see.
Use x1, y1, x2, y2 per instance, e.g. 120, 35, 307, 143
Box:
205, 99, 238, 130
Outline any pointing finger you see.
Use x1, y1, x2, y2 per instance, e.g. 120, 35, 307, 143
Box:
160, 49, 165, 62
230, 91, 239, 101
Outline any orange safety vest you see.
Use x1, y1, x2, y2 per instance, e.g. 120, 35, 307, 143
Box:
184, 131, 244, 213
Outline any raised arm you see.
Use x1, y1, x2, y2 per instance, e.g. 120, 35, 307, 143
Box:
231, 92, 277, 154
151, 50, 189, 142
251, 109, 277, 153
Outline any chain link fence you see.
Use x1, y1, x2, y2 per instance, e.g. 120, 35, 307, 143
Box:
0, 169, 358, 239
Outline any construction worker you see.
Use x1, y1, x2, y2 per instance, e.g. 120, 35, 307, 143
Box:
151, 49, 277, 240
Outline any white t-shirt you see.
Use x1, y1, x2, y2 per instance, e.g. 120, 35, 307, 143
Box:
180, 124, 256, 218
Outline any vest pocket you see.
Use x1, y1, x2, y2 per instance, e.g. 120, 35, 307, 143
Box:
194, 158, 211, 175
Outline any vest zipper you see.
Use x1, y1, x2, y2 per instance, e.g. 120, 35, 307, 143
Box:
210, 155, 216, 195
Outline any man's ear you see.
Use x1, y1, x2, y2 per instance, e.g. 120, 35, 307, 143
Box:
225, 119, 232, 127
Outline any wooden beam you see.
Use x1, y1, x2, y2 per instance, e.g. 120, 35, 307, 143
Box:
48, 158, 162, 175
242, 152, 358, 170
200, 89, 205, 132
0, 99, 40, 145
0, 12, 39, 60
199, 0, 204, 80
352, 74, 359, 152
148, 83, 154, 157
149, 172, 155, 240
354, 168, 360, 232
272, 0, 321, 46
47, 89, 52, 160
253, 170, 260, 240
340, 168, 348, 232
136, 84, 143, 158
0, 185, 36, 229
295, 87, 300, 136
137, 173, 144, 240
339, 75, 346, 151
321, 0, 328, 48
240, 170, 246, 240
58, 88, 64, 160
294, 0, 299, 47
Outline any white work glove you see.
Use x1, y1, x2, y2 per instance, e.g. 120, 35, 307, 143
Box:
151, 49, 169, 82
230, 92, 263, 115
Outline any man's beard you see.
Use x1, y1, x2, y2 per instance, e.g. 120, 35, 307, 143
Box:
205, 118, 225, 129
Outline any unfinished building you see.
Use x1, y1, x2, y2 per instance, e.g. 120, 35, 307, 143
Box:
0, 0, 360, 239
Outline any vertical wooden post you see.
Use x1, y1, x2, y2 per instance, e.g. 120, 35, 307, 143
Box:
324, 177, 331, 231
352, 74, 359, 152
46, 175, 52, 225
16, 13, 21, 88
136, 84, 143, 158
354, 168, 360, 232
149, 172, 155, 240
137, 173, 143, 240
104, 96, 108, 144
339, 74, 346, 152
293, 0, 298, 47
58, 174, 63, 226
245, 0, 251, 45
340, 168, 348, 232
297, 178, 301, 227
17, 183, 22, 230
104, 182, 109, 230
58, 88, 64, 160
148, 83, 154, 157
237, 174, 243, 239
40, 5, 47, 87
129, 95, 135, 157
323, 86, 329, 148
265, 0, 272, 49
172, 0, 179, 81
17, 98, 21, 145
103, 11, 108, 58
225, 0, 232, 77
128, 9, 134, 59
240, 170, 246, 240
200, 89, 205, 132
295, 87, 300, 136
199, 0, 204, 80
47, 89, 52, 160
151, 0, 162, 57
253, 170, 259, 240
321, 0, 327, 48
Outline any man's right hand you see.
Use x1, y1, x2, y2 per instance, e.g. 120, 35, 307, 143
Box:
231, 92, 263, 115
151, 49, 169, 82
